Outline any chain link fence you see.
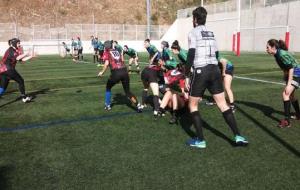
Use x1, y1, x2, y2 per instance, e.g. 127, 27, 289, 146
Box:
0, 23, 169, 42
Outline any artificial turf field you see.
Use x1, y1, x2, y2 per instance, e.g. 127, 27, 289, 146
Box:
0, 52, 299, 190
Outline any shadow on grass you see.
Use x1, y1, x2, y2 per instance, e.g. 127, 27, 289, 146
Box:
112, 93, 137, 111
235, 101, 300, 157
0, 165, 14, 190
0, 88, 50, 108
236, 100, 283, 123
178, 108, 236, 146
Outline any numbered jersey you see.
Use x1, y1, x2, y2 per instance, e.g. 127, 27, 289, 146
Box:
164, 69, 185, 88
102, 49, 126, 70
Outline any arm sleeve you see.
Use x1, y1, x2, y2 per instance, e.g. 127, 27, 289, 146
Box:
185, 48, 195, 76
215, 51, 220, 61
185, 32, 196, 76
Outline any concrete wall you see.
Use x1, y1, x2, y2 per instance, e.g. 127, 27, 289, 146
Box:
161, 0, 300, 52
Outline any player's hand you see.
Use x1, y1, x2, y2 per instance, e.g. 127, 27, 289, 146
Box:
158, 59, 164, 66
185, 78, 190, 92
184, 92, 189, 100
98, 72, 103, 77
284, 83, 293, 96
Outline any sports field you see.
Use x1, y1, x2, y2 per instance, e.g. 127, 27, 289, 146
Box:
0, 52, 299, 189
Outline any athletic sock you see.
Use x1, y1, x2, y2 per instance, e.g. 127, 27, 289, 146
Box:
284, 100, 291, 122
191, 111, 204, 141
153, 95, 160, 111
222, 109, 240, 136
291, 100, 300, 114
105, 91, 112, 106
142, 89, 148, 105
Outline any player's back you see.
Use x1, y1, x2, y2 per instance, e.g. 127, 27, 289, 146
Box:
103, 49, 126, 70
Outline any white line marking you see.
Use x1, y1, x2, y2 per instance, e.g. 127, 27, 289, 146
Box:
239, 70, 281, 76
234, 76, 284, 86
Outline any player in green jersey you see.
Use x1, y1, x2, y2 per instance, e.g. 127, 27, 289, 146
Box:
123, 45, 140, 74
267, 39, 300, 128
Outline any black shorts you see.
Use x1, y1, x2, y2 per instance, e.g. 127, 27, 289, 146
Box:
189, 64, 224, 97
225, 68, 234, 76
141, 67, 160, 83
94, 48, 99, 53
106, 68, 130, 93
99, 50, 104, 57
78, 48, 83, 54
130, 54, 138, 59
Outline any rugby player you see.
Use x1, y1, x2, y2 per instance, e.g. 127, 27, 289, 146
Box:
185, 7, 248, 148
266, 39, 300, 128
217, 53, 236, 112
0, 38, 36, 102
91, 36, 99, 63
141, 39, 162, 118
97, 41, 142, 112
123, 45, 140, 74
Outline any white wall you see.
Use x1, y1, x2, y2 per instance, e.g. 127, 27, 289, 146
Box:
0, 40, 163, 56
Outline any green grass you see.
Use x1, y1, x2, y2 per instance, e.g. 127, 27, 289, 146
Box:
0, 52, 300, 190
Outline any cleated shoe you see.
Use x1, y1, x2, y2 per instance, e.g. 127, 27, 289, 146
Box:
22, 96, 32, 103
169, 115, 177, 124
137, 103, 143, 113
290, 112, 300, 120
278, 119, 290, 128
158, 108, 166, 117
104, 104, 111, 111
230, 105, 236, 113
235, 135, 249, 146
186, 138, 206, 149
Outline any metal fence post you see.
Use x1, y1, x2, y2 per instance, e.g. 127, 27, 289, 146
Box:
14, 22, 17, 37
49, 24, 51, 40
32, 24, 34, 42
109, 24, 112, 40
122, 24, 125, 40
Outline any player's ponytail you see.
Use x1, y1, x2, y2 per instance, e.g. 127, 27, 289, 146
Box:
161, 41, 169, 49
278, 39, 288, 50
171, 40, 181, 51
267, 39, 288, 50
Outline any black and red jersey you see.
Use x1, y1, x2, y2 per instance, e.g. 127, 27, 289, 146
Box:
102, 49, 126, 70
147, 64, 161, 71
0, 47, 20, 71
164, 69, 185, 89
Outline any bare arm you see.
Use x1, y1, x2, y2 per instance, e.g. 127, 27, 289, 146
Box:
16, 52, 30, 61
287, 68, 294, 86
150, 52, 159, 64
220, 58, 227, 77
98, 60, 109, 77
